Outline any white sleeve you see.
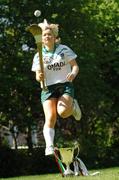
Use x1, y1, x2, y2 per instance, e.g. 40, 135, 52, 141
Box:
31, 53, 41, 72
64, 46, 77, 62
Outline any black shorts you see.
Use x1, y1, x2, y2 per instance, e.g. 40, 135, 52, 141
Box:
41, 82, 74, 103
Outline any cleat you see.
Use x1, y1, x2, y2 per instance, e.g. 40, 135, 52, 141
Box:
72, 99, 82, 121
45, 145, 54, 156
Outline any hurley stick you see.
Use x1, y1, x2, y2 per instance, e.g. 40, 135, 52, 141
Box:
54, 149, 65, 177
26, 24, 47, 90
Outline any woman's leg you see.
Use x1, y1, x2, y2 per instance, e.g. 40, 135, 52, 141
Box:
57, 94, 82, 120
42, 98, 57, 155
43, 98, 57, 128
57, 94, 73, 118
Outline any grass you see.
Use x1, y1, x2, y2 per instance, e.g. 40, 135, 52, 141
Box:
0, 167, 119, 180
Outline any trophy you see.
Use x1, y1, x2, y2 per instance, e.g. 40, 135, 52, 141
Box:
59, 147, 75, 176
54, 143, 80, 176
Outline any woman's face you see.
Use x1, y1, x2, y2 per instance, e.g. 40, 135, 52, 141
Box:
42, 28, 55, 46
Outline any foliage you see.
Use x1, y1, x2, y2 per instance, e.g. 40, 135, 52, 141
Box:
0, 147, 58, 178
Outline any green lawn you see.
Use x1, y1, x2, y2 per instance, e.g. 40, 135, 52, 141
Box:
0, 167, 119, 180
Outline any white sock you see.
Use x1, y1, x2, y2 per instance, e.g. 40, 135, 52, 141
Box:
43, 127, 55, 147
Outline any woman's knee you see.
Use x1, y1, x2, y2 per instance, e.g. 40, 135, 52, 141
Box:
43, 99, 57, 127
57, 107, 69, 118
57, 95, 73, 118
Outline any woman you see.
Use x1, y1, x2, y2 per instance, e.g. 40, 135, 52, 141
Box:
32, 19, 81, 156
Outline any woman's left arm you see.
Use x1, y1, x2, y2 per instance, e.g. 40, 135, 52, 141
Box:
66, 59, 79, 82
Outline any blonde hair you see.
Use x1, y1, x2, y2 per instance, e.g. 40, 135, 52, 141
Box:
38, 19, 59, 38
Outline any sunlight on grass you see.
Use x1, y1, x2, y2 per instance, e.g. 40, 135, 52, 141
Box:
0, 167, 118, 180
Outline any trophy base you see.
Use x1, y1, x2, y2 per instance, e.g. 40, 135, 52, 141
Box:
64, 169, 74, 176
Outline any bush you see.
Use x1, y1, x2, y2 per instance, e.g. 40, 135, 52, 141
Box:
0, 145, 119, 177
0, 147, 58, 178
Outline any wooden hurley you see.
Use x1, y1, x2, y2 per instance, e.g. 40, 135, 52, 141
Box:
26, 24, 47, 90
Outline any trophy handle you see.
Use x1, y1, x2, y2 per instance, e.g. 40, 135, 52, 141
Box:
74, 143, 80, 158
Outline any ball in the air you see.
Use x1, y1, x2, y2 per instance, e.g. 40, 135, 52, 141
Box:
34, 10, 41, 17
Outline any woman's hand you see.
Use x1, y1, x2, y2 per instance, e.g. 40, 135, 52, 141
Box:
66, 72, 76, 82
36, 71, 44, 82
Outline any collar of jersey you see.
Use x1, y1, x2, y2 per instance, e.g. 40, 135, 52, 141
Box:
43, 44, 59, 54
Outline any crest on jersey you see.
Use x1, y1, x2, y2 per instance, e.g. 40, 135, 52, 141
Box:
43, 56, 54, 64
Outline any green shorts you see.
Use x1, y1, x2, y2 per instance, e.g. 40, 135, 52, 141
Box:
41, 82, 74, 103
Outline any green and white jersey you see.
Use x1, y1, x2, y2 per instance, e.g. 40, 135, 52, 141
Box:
32, 44, 77, 86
